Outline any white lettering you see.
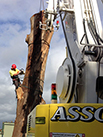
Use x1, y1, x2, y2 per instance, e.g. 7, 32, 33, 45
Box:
51, 107, 66, 121
80, 106, 94, 122
94, 107, 103, 123
67, 106, 80, 121
51, 106, 103, 123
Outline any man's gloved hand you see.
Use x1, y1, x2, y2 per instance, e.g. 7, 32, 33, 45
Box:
19, 68, 25, 74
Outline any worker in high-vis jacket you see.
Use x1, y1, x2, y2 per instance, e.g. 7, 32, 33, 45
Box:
9, 64, 21, 89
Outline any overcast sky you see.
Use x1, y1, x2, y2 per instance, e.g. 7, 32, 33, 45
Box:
0, 0, 103, 129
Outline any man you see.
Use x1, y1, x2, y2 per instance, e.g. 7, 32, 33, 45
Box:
9, 64, 21, 89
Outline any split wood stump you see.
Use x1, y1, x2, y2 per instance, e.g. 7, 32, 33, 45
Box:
12, 11, 53, 137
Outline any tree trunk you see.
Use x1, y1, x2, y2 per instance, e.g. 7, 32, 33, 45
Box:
12, 10, 53, 137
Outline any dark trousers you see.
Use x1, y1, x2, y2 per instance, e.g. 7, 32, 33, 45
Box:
13, 78, 21, 89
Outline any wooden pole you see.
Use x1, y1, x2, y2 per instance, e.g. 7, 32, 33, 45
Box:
12, 11, 53, 137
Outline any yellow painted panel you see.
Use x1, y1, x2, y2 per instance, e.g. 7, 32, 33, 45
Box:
35, 104, 50, 137
50, 103, 103, 137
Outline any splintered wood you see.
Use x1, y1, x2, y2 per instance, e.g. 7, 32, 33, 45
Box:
16, 87, 24, 100
12, 11, 53, 137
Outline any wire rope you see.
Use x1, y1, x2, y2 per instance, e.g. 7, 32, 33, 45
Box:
39, 0, 45, 11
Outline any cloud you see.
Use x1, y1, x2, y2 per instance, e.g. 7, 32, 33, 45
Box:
0, 77, 16, 125
0, 0, 40, 23
0, 0, 40, 128
0, 20, 28, 70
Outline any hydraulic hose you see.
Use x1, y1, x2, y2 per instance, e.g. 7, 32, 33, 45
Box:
88, 19, 103, 45
83, 19, 89, 44
90, 20, 103, 43
59, 11, 76, 103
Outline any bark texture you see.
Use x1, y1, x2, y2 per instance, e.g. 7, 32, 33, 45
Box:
12, 11, 53, 137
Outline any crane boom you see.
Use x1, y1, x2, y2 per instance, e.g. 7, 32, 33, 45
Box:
44, 0, 103, 103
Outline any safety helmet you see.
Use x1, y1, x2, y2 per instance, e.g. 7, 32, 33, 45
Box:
12, 64, 16, 69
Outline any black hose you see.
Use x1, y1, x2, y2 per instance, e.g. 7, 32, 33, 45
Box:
83, 19, 89, 44
87, 22, 98, 44
90, 20, 103, 43
88, 19, 103, 44
88, 22, 99, 45
59, 11, 76, 103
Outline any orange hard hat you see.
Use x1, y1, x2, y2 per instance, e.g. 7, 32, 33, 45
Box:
12, 64, 16, 69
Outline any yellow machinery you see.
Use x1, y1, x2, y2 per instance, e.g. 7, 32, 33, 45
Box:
27, 103, 103, 137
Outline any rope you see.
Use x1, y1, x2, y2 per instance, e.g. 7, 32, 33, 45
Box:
28, 39, 50, 47
21, 85, 43, 95
21, 85, 30, 89
41, 39, 50, 47
39, 0, 45, 11
21, 76, 44, 91
28, 43, 34, 47
24, 76, 44, 83
21, 85, 43, 92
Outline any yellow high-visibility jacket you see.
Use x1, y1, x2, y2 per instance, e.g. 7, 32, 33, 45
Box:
9, 68, 19, 78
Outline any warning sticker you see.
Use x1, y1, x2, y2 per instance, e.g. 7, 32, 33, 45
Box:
50, 132, 85, 137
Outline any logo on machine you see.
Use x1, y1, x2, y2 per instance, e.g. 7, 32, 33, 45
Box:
51, 106, 103, 123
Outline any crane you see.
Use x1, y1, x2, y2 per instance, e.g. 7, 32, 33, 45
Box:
27, 0, 103, 136
40, 0, 103, 103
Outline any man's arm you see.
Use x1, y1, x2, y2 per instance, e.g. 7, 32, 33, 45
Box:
13, 71, 19, 76
13, 69, 20, 76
